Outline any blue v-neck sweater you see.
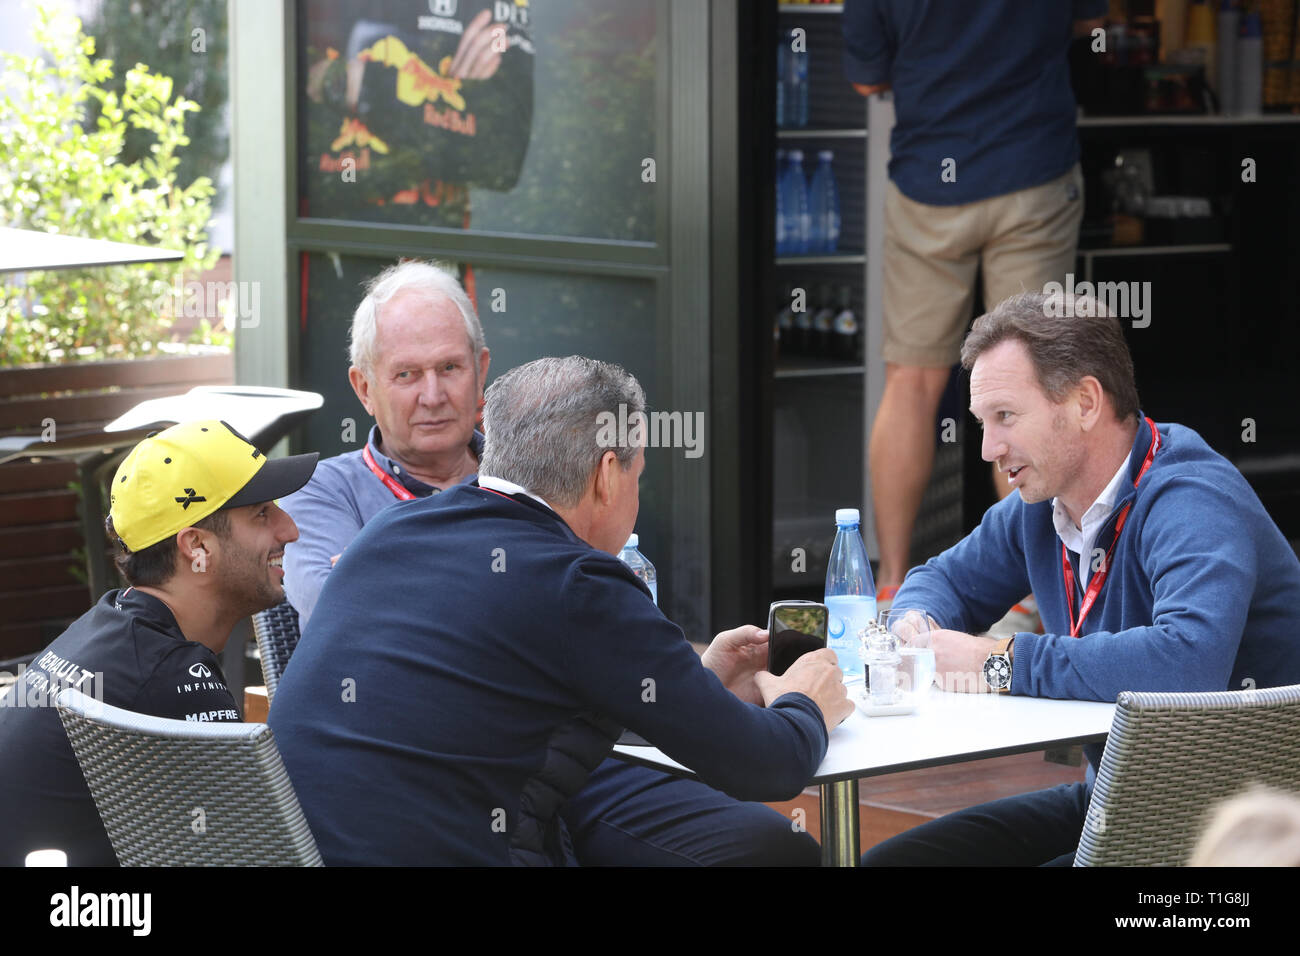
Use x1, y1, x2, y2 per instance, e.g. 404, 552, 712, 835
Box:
897, 417, 1300, 710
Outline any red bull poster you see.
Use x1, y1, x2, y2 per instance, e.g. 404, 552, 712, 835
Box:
298, 1, 655, 241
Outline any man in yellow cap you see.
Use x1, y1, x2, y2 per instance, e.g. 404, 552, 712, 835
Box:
0, 420, 317, 866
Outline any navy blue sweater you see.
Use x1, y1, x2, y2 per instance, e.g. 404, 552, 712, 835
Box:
898, 419, 1300, 710
270, 484, 827, 865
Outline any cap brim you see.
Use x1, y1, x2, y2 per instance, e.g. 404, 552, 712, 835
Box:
222, 452, 319, 510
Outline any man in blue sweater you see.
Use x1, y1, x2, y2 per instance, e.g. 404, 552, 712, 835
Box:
271, 356, 852, 865
861, 291, 1300, 866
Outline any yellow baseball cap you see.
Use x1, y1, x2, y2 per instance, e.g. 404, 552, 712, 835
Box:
108, 420, 318, 552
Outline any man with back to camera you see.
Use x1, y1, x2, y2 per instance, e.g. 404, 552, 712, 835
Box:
280, 261, 833, 866
270, 355, 854, 865
0, 420, 317, 866
843, 0, 1106, 618
859, 291, 1300, 865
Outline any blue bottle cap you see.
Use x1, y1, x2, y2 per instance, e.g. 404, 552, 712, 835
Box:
625, 533, 639, 548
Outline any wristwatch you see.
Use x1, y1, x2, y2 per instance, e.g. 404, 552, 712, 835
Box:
982, 637, 1014, 694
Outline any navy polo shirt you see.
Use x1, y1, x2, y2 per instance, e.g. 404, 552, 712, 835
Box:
843, 0, 1106, 205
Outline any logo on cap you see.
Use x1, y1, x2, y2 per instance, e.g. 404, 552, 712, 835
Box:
174, 489, 207, 509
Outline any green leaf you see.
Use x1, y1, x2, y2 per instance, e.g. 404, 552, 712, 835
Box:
0, 1, 224, 366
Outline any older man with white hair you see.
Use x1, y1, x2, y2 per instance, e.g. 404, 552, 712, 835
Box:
282, 260, 490, 630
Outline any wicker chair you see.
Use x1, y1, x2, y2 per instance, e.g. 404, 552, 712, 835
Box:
252, 601, 302, 705
55, 687, 322, 866
1075, 682, 1300, 866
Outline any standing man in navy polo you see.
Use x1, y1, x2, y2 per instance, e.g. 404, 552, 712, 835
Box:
280, 262, 826, 865
843, 1, 1106, 612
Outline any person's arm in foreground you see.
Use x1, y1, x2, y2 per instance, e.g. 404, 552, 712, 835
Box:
564, 559, 852, 802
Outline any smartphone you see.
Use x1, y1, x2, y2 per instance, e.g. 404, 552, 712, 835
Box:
767, 600, 828, 677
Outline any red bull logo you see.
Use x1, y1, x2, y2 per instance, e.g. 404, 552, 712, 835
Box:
319, 148, 371, 173
423, 103, 477, 135
330, 118, 390, 154
359, 36, 466, 111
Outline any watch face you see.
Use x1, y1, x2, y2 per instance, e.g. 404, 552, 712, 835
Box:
983, 654, 1011, 690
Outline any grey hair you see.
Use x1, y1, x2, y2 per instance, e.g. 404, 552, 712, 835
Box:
349, 260, 486, 375
960, 291, 1139, 422
480, 356, 646, 508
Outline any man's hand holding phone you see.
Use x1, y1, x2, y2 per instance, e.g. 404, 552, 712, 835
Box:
755, 649, 854, 734
701, 625, 771, 707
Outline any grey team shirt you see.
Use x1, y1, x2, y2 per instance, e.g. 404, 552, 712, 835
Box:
279, 425, 484, 630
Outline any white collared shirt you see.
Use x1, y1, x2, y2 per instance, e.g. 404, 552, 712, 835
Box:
477, 474, 557, 515
1052, 452, 1132, 590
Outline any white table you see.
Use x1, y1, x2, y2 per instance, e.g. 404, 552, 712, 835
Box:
614, 691, 1116, 866
0, 226, 183, 273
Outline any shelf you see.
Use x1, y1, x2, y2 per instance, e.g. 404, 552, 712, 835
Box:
775, 253, 865, 265
1077, 243, 1232, 257
775, 359, 863, 379
1078, 114, 1300, 127
778, 3, 843, 13
777, 128, 866, 139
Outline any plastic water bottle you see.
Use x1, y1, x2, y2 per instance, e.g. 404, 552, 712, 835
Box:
776, 40, 787, 128
1236, 10, 1262, 116
777, 151, 798, 255
824, 508, 875, 684
775, 149, 788, 256
780, 30, 808, 128
808, 150, 841, 254
619, 533, 658, 605
790, 33, 809, 128
785, 150, 811, 255
1216, 1, 1239, 115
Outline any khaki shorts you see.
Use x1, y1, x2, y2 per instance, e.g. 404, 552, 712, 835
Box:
882, 164, 1084, 367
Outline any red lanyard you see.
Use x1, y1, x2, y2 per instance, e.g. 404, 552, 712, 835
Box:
1061, 417, 1161, 638
362, 444, 417, 501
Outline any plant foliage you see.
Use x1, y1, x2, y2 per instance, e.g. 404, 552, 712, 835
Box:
0, 3, 223, 365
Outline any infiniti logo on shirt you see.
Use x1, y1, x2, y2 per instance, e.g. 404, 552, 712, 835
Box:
188, 663, 211, 679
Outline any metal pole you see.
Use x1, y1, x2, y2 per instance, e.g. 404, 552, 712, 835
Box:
820, 779, 861, 867
77, 456, 110, 599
